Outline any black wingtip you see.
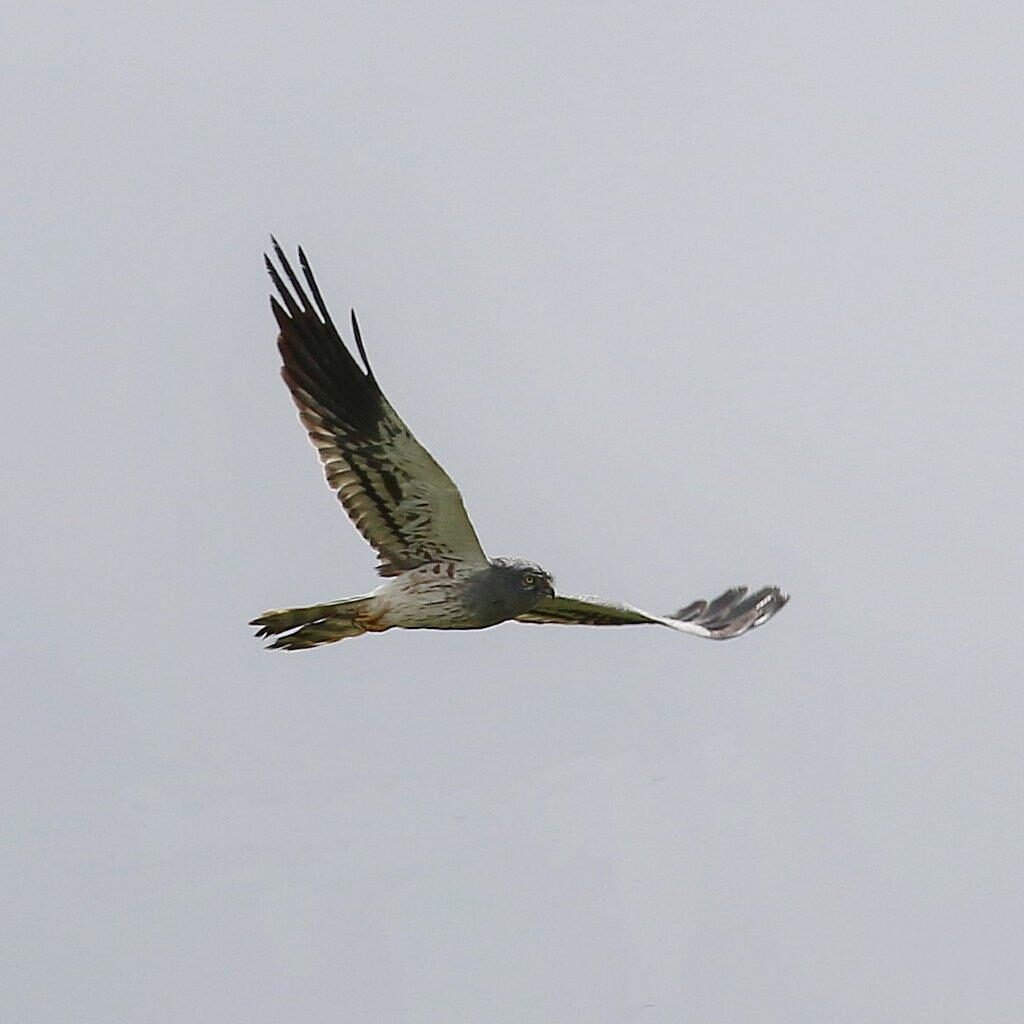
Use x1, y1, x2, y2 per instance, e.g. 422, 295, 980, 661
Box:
350, 308, 376, 383
265, 236, 286, 280
297, 245, 335, 327
269, 295, 290, 331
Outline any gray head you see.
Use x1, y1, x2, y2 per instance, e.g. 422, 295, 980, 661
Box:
464, 557, 556, 627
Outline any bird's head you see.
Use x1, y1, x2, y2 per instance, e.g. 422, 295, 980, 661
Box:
469, 557, 555, 623
489, 557, 556, 601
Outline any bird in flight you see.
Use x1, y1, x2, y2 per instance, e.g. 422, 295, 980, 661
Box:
251, 241, 788, 650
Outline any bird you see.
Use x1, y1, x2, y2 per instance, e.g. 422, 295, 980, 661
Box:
251, 241, 788, 650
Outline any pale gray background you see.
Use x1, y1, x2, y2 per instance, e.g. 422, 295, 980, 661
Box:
4, 4, 1022, 1022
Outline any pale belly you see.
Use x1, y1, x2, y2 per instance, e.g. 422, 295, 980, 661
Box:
365, 563, 486, 631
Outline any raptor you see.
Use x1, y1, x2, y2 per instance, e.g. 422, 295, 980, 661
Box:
251, 242, 788, 650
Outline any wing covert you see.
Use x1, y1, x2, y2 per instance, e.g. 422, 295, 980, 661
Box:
266, 240, 488, 576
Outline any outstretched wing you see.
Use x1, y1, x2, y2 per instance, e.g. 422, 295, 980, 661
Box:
516, 586, 788, 640
265, 240, 488, 577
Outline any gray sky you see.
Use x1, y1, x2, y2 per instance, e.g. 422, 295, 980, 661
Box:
4, 4, 1023, 1022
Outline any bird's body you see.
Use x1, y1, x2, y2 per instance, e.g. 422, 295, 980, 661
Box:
373, 560, 492, 631
255, 558, 556, 648
251, 241, 788, 651
373, 557, 554, 631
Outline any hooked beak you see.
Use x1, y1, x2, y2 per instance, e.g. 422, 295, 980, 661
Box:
541, 579, 556, 599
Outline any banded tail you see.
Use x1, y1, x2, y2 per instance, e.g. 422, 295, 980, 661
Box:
250, 596, 375, 650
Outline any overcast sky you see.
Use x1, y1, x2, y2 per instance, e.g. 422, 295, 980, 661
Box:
4, 4, 1023, 1022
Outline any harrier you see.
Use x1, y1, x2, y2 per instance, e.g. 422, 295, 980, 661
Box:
251, 241, 788, 650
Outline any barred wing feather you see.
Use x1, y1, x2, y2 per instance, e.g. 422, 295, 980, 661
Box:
266, 241, 488, 577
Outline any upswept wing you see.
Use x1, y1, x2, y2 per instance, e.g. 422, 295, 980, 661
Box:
516, 586, 788, 640
265, 240, 488, 576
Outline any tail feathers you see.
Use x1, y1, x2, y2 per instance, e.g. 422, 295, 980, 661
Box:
250, 597, 373, 651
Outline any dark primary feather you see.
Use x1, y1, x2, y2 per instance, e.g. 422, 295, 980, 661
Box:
266, 238, 383, 438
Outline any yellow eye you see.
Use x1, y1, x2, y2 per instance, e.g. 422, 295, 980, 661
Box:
522, 574, 536, 587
